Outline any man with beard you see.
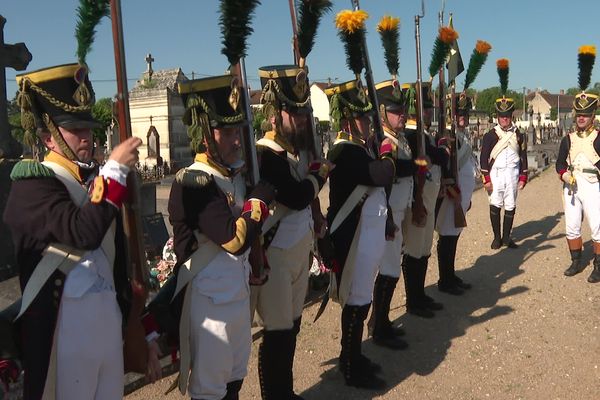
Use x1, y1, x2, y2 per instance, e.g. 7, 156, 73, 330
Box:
254, 64, 332, 399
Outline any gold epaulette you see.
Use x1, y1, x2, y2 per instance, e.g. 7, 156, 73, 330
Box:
10, 160, 55, 181
175, 168, 213, 188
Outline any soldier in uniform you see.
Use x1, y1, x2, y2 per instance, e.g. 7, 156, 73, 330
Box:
368, 15, 413, 350
321, 9, 402, 390
480, 59, 528, 250
167, 75, 274, 400
401, 82, 450, 318
2, 62, 162, 399
252, 3, 332, 398
556, 45, 600, 283
254, 66, 331, 399
435, 40, 491, 293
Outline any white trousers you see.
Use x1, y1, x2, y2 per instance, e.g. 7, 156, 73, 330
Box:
380, 177, 413, 277
563, 178, 600, 242
188, 290, 251, 400
436, 162, 477, 236
347, 189, 388, 306
488, 166, 519, 211
56, 291, 123, 400
258, 231, 311, 330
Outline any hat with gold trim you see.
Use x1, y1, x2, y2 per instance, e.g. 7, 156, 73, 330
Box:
259, 1, 332, 118
573, 45, 598, 116
375, 15, 404, 112
494, 58, 514, 117
14, 0, 109, 160
326, 9, 373, 131
177, 0, 259, 154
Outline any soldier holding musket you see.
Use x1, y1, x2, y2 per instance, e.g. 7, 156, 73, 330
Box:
400, 23, 455, 319
435, 40, 491, 294
556, 45, 600, 283
2, 1, 161, 397
480, 59, 528, 250
253, 1, 333, 398
324, 8, 403, 390
369, 15, 413, 350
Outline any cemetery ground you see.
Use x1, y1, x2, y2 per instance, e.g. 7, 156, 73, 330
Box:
126, 168, 599, 400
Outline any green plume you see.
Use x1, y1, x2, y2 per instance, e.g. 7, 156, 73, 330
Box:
339, 29, 366, 75
75, 0, 110, 65
463, 41, 491, 90
378, 20, 400, 76
220, 0, 261, 66
428, 27, 458, 78
297, 0, 333, 59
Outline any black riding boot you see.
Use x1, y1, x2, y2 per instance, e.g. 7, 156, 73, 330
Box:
588, 244, 600, 283
403, 254, 434, 318
418, 256, 443, 311
339, 304, 386, 390
564, 238, 585, 276
221, 379, 243, 400
437, 235, 464, 295
371, 274, 408, 350
490, 205, 502, 249
449, 234, 471, 289
502, 209, 518, 248
259, 328, 296, 399
288, 318, 304, 400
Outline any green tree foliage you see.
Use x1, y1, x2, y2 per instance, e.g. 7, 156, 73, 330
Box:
567, 83, 600, 96
550, 106, 557, 120
91, 97, 113, 145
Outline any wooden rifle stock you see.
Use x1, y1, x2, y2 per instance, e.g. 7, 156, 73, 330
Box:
110, 0, 149, 374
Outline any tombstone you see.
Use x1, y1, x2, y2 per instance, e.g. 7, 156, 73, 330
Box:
0, 15, 32, 281
142, 212, 169, 258
146, 116, 162, 165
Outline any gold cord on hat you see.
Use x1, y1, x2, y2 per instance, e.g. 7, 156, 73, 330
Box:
43, 113, 79, 161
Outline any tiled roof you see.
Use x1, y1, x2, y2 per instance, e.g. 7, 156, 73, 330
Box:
130, 68, 188, 95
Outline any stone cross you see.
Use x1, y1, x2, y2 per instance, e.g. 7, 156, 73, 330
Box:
145, 53, 154, 82
0, 15, 32, 159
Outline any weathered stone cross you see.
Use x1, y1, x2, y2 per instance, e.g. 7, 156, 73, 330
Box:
0, 15, 32, 159
145, 53, 154, 82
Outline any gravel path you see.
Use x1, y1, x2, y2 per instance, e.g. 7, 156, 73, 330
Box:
127, 168, 599, 400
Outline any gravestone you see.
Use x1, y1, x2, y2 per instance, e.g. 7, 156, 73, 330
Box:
142, 212, 169, 259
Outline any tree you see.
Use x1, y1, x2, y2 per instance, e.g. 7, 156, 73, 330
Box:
475, 87, 524, 117
550, 106, 557, 121
91, 97, 113, 145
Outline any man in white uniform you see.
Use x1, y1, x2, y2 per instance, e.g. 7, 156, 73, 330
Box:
555, 45, 600, 283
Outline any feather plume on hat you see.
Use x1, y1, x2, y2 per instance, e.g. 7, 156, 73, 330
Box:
496, 58, 509, 95
75, 0, 110, 66
377, 15, 400, 78
297, 0, 333, 67
578, 45, 596, 91
428, 26, 458, 79
220, 0, 261, 67
335, 9, 369, 76
463, 40, 491, 91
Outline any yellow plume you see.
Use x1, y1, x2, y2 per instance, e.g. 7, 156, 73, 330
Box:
579, 45, 596, 56
377, 15, 399, 32
335, 9, 369, 34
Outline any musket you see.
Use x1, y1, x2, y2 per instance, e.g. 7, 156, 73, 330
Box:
350, 0, 384, 144
109, 0, 149, 373
288, 0, 322, 160
233, 58, 260, 186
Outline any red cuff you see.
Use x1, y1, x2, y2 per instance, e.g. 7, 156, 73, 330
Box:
519, 174, 528, 184
379, 141, 394, 156
90, 176, 128, 208
557, 169, 567, 180
483, 175, 491, 184
142, 313, 159, 336
242, 199, 269, 223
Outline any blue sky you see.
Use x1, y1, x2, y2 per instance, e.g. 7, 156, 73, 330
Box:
3, 0, 600, 100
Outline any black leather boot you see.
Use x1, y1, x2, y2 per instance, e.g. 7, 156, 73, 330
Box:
449, 234, 471, 289
588, 245, 600, 283
371, 274, 408, 350
490, 205, 502, 249
564, 250, 584, 276
437, 235, 464, 295
418, 256, 443, 311
403, 255, 434, 318
502, 209, 518, 248
339, 304, 386, 390
222, 379, 243, 400
259, 328, 296, 399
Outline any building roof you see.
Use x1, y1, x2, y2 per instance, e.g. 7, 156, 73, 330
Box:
249, 89, 262, 106
311, 81, 332, 91
130, 68, 188, 96
528, 90, 574, 111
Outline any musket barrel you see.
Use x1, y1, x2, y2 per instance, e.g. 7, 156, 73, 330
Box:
238, 58, 260, 186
